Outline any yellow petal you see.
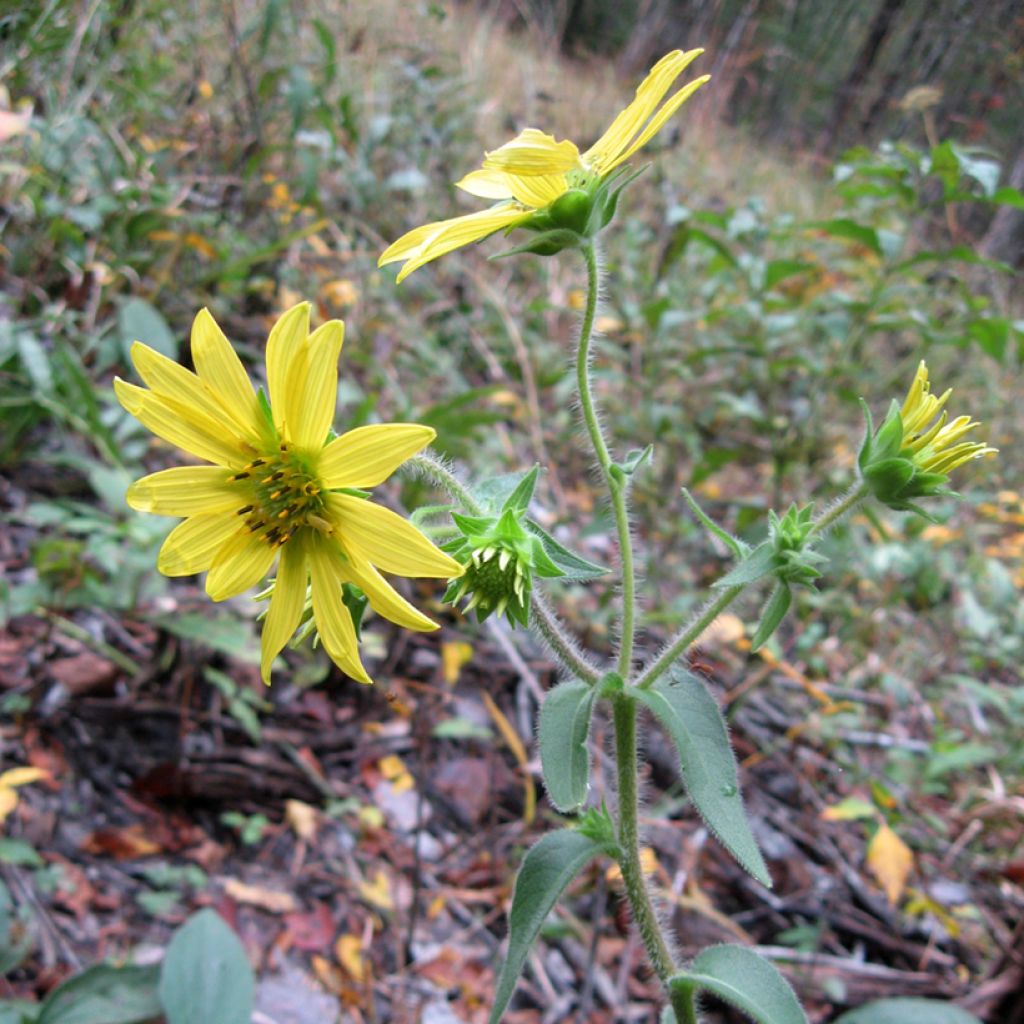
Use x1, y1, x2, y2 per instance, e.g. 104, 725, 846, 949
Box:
319, 424, 435, 488
260, 540, 308, 684
190, 308, 263, 439
308, 541, 371, 684
611, 74, 710, 168
127, 466, 238, 516
456, 168, 516, 199
379, 221, 442, 266
329, 493, 463, 578
0, 767, 49, 788
157, 513, 242, 576
287, 320, 344, 450
130, 341, 246, 441
265, 302, 311, 435
483, 128, 581, 176
206, 528, 278, 601
115, 379, 246, 467
584, 49, 704, 172
503, 173, 569, 209
394, 206, 530, 283
343, 555, 438, 632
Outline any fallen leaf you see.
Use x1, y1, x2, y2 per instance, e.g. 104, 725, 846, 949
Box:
821, 797, 877, 822
282, 902, 334, 951
335, 934, 366, 982
224, 877, 298, 913
378, 755, 414, 794
358, 870, 394, 912
867, 823, 914, 905
82, 824, 161, 859
606, 847, 659, 884
285, 800, 318, 842
441, 641, 474, 686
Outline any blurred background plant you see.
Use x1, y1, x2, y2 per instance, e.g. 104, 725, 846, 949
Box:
0, 1, 1020, 1021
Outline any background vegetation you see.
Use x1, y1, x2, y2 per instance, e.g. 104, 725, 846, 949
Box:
0, 1, 1020, 1022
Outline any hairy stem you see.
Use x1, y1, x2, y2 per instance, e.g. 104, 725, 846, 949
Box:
636, 482, 871, 690
612, 694, 676, 983
577, 242, 637, 677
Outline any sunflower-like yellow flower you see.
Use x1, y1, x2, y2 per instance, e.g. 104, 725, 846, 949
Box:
859, 360, 997, 513
115, 303, 462, 684
379, 49, 709, 281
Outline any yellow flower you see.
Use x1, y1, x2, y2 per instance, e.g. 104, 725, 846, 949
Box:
116, 303, 462, 685
379, 49, 709, 281
898, 361, 997, 475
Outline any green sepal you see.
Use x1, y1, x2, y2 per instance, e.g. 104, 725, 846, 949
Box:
526, 519, 609, 581
862, 456, 916, 494
633, 670, 770, 886
336, 487, 372, 500
682, 487, 750, 559
667, 944, 808, 1024
750, 583, 792, 651
528, 535, 565, 579
488, 829, 615, 1024
341, 584, 368, 640
872, 401, 905, 460
450, 512, 493, 536
857, 397, 876, 472
598, 164, 648, 228
491, 228, 584, 259
597, 671, 625, 698
575, 803, 617, 845
256, 386, 276, 437
615, 444, 654, 478
548, 188, 593, 235
503, 464, 540, 513
538, 679, 597, 813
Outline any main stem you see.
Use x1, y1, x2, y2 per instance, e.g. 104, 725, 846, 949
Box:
576, 246, 682, 1007
577, 242, 637, 678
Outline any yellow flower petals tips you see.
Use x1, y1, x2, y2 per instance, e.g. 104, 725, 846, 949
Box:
380, 49, 709, 280
118, 304, 462, 684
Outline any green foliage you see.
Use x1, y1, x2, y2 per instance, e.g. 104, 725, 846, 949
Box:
667, 945, 808, 1024
633, 672, 770, 886
537, 679, 598, 813
833, 998, 982, 1024
489, 829, 616, 1024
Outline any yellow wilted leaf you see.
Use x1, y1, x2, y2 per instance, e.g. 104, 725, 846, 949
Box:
481, 691, 535, 826
441, 641, 474, 686
182, 233, 218, 260
197, 79, 214, 100
821, 797, 877, 821
378, 755, 414, 794
867, 823, 913, 905
336, 933, 366, 982
595, 315, 623, 333
0, 766, 49, 826
708, 613, 745, 645
285, 799, 318, 841
321, 279, 360, 307
567, 289, 586, 310
358, 870, 394, 911
223, 878, 298, 913
0, 788, 18, 824
357, 805, 384, 830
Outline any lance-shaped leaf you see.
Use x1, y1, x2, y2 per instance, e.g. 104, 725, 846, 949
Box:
526, 520, 608, 581
633, 672, 770, 886
538, 679, 597, 813
490, 829, 613, 1024
713, 542, 776, 588
668, 945, 807, 1024
750, 583, 792, 651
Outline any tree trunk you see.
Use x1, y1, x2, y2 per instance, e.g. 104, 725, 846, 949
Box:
981, 147, 1024, 267
816, 0, 905, 156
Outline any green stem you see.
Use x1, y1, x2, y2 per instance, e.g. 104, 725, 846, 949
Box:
612, 694, 676, 983
636, 482, 870, 691
670, 988, 699, 1024
408, 452, 599, 683
577, 242, 637, 677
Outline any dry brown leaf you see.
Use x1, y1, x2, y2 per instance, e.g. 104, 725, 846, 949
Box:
285, 799, 318, 842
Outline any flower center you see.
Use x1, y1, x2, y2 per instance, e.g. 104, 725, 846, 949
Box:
229, 441, 327, 547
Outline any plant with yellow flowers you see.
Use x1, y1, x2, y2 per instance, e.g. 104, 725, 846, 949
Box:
116, 49, 997, 1024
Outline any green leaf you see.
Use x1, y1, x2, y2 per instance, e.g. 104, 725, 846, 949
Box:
150, 613, 260, 665
525, 520, 608, 581
833, 998, 982, 1024
714, 543, 775, 588
538, 680, 597, 813
763, 260, 811, 291
36, 965, 161, 1024
158, 909, 254, 1024
634, 673, 770, 885
813, 218, 882, 256
118, 297, 177, 362
489, 830, 611, 1024
668, 944, 807, 1024
0, 839, 43, 867
681, 488, 749, 559
751, 584, 792, 651
16, 332, 53, 394
991, 186, 1024, 209
0, 1001, 39, 1024
968, 317, 1010, 361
